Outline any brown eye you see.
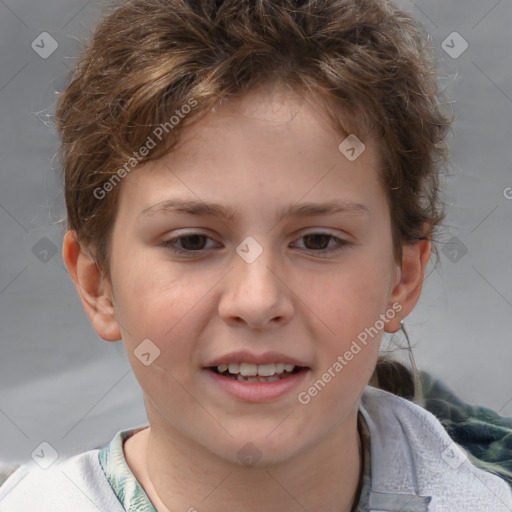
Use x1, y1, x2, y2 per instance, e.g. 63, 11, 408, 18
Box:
302, 234, 332, 251
161, 233, 220, 256
293, 232, 349, 255
176, 235, 208, 251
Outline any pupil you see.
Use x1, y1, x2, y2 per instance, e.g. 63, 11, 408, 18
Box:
304, 234, 329, 250
182, 235, 206, 250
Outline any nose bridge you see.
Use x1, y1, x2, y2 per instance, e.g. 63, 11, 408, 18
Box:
219, 241, 293, 328
234, 234, 277, 284
233, 244, 281, 302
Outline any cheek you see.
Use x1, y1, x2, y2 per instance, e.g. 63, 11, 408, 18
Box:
111, 253, 213, 364
296, 272, 385, 418
305, 256, 393, 332
298, 252, 392, 399
114, 270, 211, 408
114, 246, 193, 320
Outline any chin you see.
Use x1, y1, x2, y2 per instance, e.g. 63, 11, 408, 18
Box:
212, 432, 309, 469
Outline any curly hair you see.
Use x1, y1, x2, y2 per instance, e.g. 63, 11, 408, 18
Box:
56, 0, 452, 400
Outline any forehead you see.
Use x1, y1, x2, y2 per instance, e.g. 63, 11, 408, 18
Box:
178, 82, 367, 155
119, 83, 384, 218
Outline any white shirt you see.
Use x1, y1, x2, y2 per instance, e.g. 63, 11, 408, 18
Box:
1, 386, 510, 512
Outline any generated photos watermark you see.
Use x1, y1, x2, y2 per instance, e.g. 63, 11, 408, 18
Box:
298, 302, 403, 405
93, 97, 198, 200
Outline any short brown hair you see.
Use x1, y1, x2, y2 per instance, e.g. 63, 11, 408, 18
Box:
56, 0, 451, 278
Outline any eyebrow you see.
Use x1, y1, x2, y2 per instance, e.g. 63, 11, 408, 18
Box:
139, 198, 370, 222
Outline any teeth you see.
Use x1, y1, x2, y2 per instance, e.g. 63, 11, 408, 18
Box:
256, 363, 277, 377
219, 362, 297, 376
228, 363, 239, 374
239, 362, 258, 376
236, 374, 280, 383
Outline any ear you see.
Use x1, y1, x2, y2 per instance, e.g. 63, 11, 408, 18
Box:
385, 238, 431, 333
62, 230, 121, 342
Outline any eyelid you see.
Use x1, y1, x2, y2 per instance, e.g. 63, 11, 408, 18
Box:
161, 230, 221, 252
160, 228, 351, 257
291, 230, 350, 254
292, 226, 352, 243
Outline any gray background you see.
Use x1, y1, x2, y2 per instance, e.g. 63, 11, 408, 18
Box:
0, 0, 511, 469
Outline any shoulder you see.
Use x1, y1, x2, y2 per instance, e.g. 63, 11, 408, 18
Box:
0, 449, 124, 512
359, 386, 512, 511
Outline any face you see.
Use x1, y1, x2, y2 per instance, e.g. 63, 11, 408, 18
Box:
106, 82, 402, 466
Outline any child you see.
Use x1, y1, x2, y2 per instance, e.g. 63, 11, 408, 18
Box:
1, 0, 511, 510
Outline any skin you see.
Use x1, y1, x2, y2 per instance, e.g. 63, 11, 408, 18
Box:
63, 81, 430, 512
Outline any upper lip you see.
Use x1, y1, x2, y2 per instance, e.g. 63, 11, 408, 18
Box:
205, 350, 310, 368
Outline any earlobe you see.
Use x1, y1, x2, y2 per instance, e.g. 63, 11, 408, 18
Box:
62, 231, 121, 342
385, 239, 431, 333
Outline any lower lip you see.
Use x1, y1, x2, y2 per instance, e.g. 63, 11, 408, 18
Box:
204, 368, 309, 403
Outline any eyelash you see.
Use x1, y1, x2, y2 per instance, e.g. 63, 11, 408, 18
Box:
160, 232, 349, 257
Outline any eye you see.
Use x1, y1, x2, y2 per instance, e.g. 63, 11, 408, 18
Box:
292, 232, 349, 254
161, 233, 220, 255
160, 231, 349, 257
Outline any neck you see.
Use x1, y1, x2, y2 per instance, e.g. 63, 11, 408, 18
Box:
125, 410, 363, 512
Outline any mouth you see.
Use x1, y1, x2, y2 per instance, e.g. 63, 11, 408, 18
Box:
207, 362, 306, 383
203, 351, 311, 402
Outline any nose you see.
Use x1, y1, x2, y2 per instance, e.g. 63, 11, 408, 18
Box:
218, 249, 294, 330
